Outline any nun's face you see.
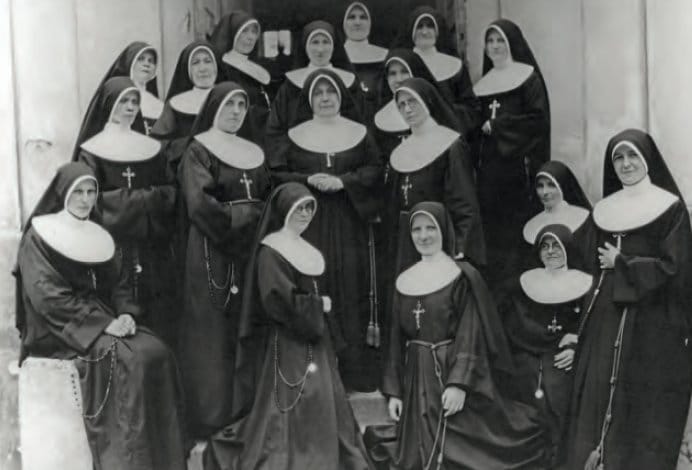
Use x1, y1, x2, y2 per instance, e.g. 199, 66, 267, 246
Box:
612, 144, 647, 186
235, 23, 260, 55
536, 176, 563, 210
413, 17, 436, 50
396, 90, 428, 128
311, 80, 340, 118
306, 33, 334, 66
190, 49, 217, 89
485, 30, 509, 66
131, 50, 157, 84
344, 6, 370, 41
411, 213, 442, 257
286, 200, 315, 235
66, 179, 97, 220
216, 94, 248, 134
387, 62, 411, 93
111, 91, 140, 125
539, 235, 566, 271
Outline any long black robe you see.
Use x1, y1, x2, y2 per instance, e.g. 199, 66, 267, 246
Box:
204, 246, 372, 470
475, 71, 550, 285
434, 66, 481, 137
77, 149, 178, 348
16, 227, 186, 470
567, 200, 692, 470
272, 133, 383, 391
367, 262, 546, 469
177, 139, 272, 436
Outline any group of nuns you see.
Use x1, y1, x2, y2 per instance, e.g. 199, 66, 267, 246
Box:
13, 2, 692, 470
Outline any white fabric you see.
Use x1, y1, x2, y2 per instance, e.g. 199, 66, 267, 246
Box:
390, 123, 459, 172
414, 47, 462, 82
473, 61, 534, 96
170, 87, 212, 115
344, 39, 388, 64
195, 127, 265, 170
374, 99, 409, 133
520, 268, 593, 304
288, 115, 366, 153
523, 202, 590, 244
262, 229, 325, 276
32, 210, 115, 263
81, 123, 160, 162
222, 49, 271, 85
286, 64, 355, 88
396, 254, 461, 296
19, 357, 93, 470
138, 88, 164, 120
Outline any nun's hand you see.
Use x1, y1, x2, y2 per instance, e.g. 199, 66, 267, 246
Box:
558, 333, 578, 349
105, 318, 129, 338
481, 120, 492, 135
307, 173, 328, 190
442, 386, 466, 417
454, 252, 464, 260
319, 176, 343, 192
118, 314, 137, 336
388, 397, 402, 422
322, 296, 332, 313
597, 242, 620, 269
554, 348, 575, 371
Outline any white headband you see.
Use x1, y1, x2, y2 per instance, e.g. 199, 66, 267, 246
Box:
306, 28, 333, 48
129, 46, 157, 82
308, 74, 342, 109
412, 13, 438, 42
187, 45, 218, 82
395, 86, 430, 116
385, 57, 413, 76
536, 171, 564, 200
284, 195, 317, 227
611, 140, 649, 174
213, 89, 249, 129
64, 175, 99, 211
108, 86, 140, 126
344, 2, 371, 24
233, 19, 260, 51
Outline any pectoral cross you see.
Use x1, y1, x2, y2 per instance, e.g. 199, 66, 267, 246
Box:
89, 269, 97, 290
325, 152, 335, 168
613, 232, 627, 250
144, 120, 153, 136
489, 99, 501, 120
401, 176, 412, 207
547, 315, 563, 334
122, 166, 136, 189
412, 300, 425, 330
240, 172, 253, 199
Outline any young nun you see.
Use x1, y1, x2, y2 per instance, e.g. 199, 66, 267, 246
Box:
394, 6, 479, 135
14, 162, 187, 470
204, 182, 373, 470
502, 224, 592, 467
151, 40, 220, 174
473, 19, 550, 287
567, 129, 692, 470
265, 20, 363, 160
272, 68, 382, 391
342, 1, 388, 120
209, 11, 273, 139
177, 82, 272, 437
73, 76, 178, 348
387, 77, 485, 274
365, 201, 545, 470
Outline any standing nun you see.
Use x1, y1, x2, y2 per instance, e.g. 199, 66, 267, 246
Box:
151, 40, 220, 174
73, 76, 178, 348
177, 82, 272, 437
265, 20, 364, 160
473, 19, 550, 286
209, 11, 274, 140
342, 1, 388, 121
567, 129, 692, 470
272, 68, 382, 391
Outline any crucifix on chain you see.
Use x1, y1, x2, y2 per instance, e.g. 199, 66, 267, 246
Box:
401, 176, 412, 207
122, 166, 136, 189
547, 315, 563, 334
489, 99, 501, 120
325, 152, 335, 168
240, 172, 253, 199
412, 300, 425, 330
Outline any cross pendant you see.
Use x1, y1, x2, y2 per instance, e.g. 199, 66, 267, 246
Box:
325, 152, 334, 168
412, 300, 425, 330
240, 171, 254, 199
89, 269, 97, 290
547, 315, 563, 334
613, 233, 627, 251
122, 166, 136, 189
489, 99, 501, 120
144, 120, 152, 136
401, 176, 412, 207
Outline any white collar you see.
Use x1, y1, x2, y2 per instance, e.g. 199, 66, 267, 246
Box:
32, 210, 115, 264
288, 115, 366, 153
222, 50, 271, 85
136, 87, 164, 119
194, 127, 265, 170
522, 202, 590, 244
81, 123, 160, 162
374, 99, 409, 133
261, 229, 325, 276
286, 63, 355, 88
170, 87, 212, 115
344, 39, 388, 64
593, 176, 678, 232
413, 47, 462, 82
473, 61, 534, 96
390, 120, 459, 172
396, 253, 461, 296
520, 267, 593, 304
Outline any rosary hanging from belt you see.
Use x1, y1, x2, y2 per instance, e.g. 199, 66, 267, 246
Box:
203, 236, 238, 309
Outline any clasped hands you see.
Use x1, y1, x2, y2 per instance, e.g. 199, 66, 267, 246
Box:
307, 173, 344, 192
105, 314, 136, 338
554, 333, 578, 371
388, 386, 466, 421
598, 242, 620, 270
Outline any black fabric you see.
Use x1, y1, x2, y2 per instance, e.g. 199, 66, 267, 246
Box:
392, 5, 458, 55
536, 160, 591, 210
162, 40, 221, 101
394, 76, 461, 132
209, 10, 261, 60
375, 48, 438, 108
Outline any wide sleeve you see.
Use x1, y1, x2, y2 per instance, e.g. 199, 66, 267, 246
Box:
451, 67, 482, 138
338, 132, 384, 220
503, 293, 556, 354
17, 230, 114, 354
382, 292, 404, 398
107, 250, 143, 318
257, 247, 325, 342
150, 101, 178, 140
444, 140, 486, 265
265, 82, 295, 168
490, 72, 549, 161
612, 202, 691, 304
